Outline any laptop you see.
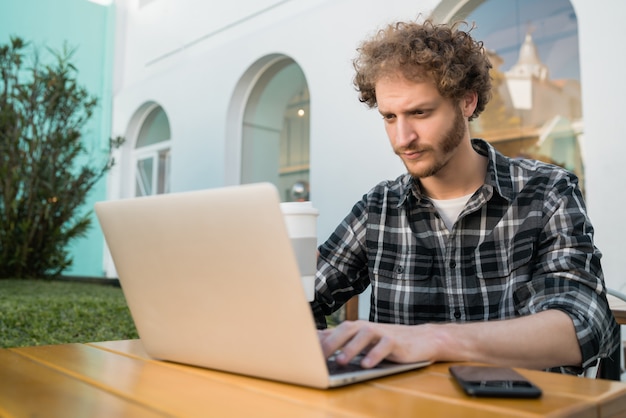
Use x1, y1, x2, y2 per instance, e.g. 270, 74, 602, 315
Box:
94, 182, 431, 388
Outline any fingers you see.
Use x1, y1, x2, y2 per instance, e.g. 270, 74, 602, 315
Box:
335, 324, 378, 365
361, 335, 394, 368
319, 320, 359, 358
319, 322, 428, 368
320, 321, 393, 368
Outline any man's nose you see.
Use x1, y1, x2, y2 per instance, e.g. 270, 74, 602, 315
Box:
395, 118, 417, 147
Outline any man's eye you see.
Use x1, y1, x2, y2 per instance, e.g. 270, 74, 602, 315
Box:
382, 114, 395, 121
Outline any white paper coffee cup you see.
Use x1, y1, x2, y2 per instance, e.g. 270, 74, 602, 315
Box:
280, 201, 319, 301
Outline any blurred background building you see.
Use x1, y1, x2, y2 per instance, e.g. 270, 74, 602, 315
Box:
1, 0, 625, 316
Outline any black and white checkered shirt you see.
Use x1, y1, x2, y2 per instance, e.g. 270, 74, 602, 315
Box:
312, 139, 618, 370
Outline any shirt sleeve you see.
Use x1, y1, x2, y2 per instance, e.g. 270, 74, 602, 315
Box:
310, 198, 371, 329
517, 171, 619, 370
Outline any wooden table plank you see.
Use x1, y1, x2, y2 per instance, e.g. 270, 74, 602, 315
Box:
91, 340, 603, 418
12, 342, 520, 418
6, 340, 626, 418
374, 363, 626, 418
369, 367, 595, 418
11, 343, 337, 418
0, 349, 164, 418
512, 366, 626, 418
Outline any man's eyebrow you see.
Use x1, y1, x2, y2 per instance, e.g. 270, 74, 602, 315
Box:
378, 102, 435, 115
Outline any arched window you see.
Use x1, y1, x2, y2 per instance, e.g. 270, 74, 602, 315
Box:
133, 105, 171, 196
433, 0, 583, 190
240, 58, 310, 202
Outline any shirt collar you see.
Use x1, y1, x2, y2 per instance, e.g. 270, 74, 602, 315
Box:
396, 138, 515, 208
473, 138, 515, 202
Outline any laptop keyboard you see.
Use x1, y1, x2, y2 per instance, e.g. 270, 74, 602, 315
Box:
326, 354, 399, 375
326, 358, 368, 375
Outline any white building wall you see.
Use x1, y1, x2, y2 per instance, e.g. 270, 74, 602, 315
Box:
110, 0, 435, 243
572, 0, 626, 292
109, 0, 626, 303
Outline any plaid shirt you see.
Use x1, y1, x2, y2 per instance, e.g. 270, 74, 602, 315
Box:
312, 139, 618, 370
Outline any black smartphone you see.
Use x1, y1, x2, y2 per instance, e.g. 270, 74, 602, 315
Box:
449, 365, 542, 398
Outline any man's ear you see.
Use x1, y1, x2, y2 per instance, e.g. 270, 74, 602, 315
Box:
461, 91, 478, 118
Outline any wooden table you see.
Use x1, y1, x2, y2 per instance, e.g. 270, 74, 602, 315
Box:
2, 340, 626, 417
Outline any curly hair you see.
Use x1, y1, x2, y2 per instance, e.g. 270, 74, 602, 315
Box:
353, 19, 492, 121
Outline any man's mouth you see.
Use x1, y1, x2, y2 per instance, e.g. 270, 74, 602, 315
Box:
402, 149, 426, 160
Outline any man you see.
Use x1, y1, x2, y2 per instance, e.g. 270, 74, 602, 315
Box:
312, 19, 618, 375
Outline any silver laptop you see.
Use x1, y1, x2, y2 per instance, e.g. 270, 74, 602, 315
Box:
94, 182, 431, 388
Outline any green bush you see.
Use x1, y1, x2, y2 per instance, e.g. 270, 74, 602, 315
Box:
0, 279, 138, 348
0, 37, 122, 278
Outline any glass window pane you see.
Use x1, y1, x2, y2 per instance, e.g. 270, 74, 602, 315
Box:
242, 60, 310, 202
157, 149, 171, 194
465, 0, 583, 189
135, 157, 153, 197
133, 104, 171, 197
137, 107, 171, 148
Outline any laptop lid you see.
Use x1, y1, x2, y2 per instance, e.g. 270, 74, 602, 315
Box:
95, 183, 429, 388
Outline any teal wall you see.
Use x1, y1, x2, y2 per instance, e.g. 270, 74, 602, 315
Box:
0, 0, 115, 277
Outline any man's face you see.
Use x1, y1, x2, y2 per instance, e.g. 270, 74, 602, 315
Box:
375, 74, 468, 179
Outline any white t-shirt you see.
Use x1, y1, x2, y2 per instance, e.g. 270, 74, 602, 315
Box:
429, 193, 474, 231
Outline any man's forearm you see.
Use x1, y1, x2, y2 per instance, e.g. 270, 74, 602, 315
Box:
432, 310, 581, 369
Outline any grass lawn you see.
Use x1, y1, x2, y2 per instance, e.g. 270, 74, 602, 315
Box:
0, 279, 138, 348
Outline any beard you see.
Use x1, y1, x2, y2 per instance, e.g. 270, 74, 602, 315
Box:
400, 106, 466, 179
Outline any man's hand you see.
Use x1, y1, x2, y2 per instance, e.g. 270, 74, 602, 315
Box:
317, 310, 582, 370
318, 320, 436, 368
